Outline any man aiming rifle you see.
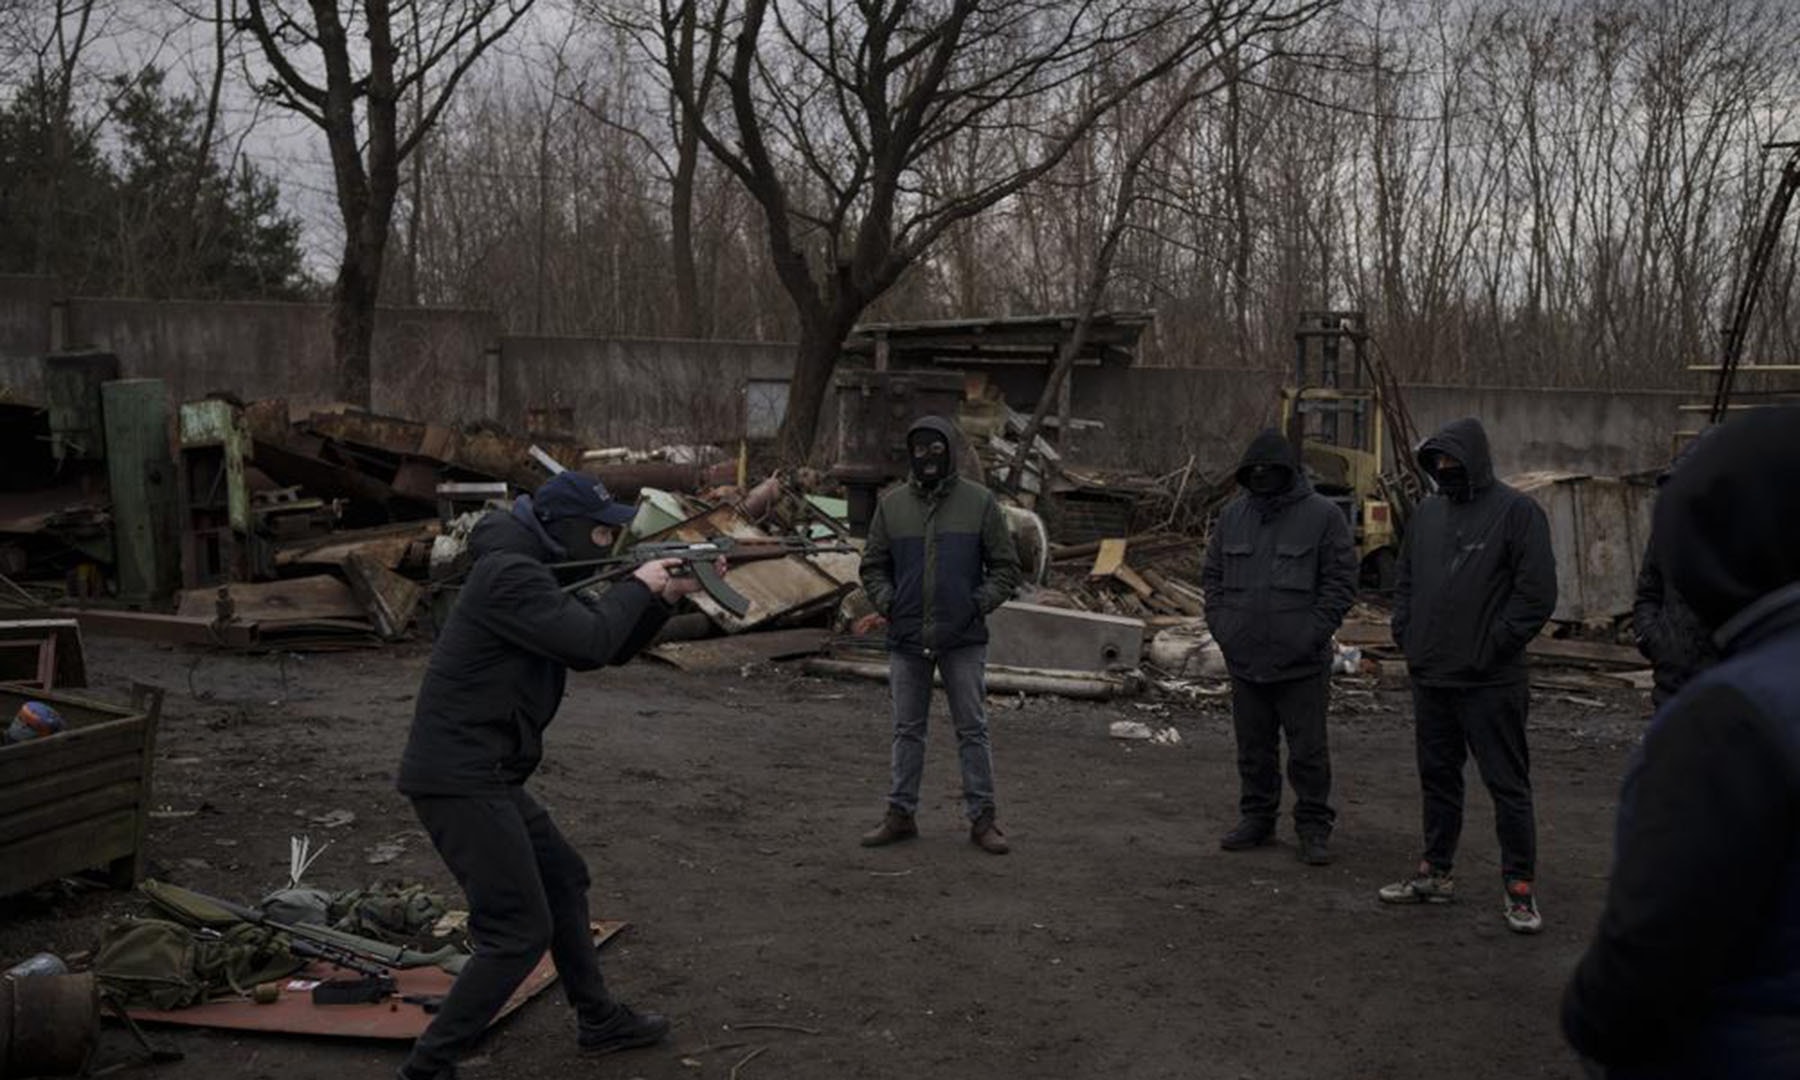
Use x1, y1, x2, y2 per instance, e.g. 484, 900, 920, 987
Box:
394, 472, 711, 1079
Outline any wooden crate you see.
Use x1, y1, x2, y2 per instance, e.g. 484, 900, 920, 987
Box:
0, 683, 163, 896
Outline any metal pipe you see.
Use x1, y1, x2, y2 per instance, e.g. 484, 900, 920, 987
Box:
803, 657, 1139, 699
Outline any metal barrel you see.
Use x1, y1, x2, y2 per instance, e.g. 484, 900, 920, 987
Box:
1, 971, 100, 1076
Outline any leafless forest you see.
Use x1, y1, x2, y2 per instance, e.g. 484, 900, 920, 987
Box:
7, 1, 1800, 424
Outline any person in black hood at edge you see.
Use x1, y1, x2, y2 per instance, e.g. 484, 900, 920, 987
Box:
1377, 417, 1558, 934
1201, 429, 1358, 865
394, 472, 711, 1080
1631, 433, 1720, 709
1564, 407, 1800, 1078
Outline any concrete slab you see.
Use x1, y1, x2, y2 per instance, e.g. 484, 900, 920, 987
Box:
985, 601, 1144, 673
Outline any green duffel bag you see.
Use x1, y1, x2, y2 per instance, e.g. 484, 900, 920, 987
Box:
94, 919, 303, 1009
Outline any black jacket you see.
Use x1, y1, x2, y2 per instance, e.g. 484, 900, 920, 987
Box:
1202, 430, 1359, 684
397, 500, 670, 797
1564, 407, 1800, 1076
1392, 418, 1557, 686
1633, 534, 1719, 708
1633, 439, 1720, 707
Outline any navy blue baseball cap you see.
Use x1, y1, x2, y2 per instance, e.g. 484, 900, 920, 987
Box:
533, 471, 638, 528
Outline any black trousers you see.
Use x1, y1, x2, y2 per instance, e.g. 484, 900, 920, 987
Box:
1230, 672, 1334, 835
403, 788, 614, 1076
1413, 681, 1536, 881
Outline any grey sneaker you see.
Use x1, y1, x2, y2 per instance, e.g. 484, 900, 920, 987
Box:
1504, 879, 1543, 935
1378, 861, 1455, 904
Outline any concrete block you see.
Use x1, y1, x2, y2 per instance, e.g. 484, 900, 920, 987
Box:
985, 601, 1144, 673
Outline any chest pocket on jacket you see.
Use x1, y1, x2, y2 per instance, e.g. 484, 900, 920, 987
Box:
1220, 544, 1256, 591
1271, 542, 1317, 605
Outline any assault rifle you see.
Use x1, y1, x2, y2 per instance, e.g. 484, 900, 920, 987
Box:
289, 937, 400, 1004
558, 536, 858, 617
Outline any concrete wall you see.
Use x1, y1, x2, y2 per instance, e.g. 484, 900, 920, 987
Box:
1403, 383, 1686, 478
0, 275, 59, 403
498, 335, 796, 447
0, 275, 1693, 478
0, 285, 501, 417
1061, 367, 1685, 480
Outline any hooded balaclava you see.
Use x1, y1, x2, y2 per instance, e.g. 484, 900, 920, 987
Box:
907, 416, 959, 489
1235, 429, 1310, 520
1417, 417, 1497, 504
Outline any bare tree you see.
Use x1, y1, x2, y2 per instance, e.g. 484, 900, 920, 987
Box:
235, 0, 534, 405
645, 0, 1336, 460
1007, 46, 1251, 487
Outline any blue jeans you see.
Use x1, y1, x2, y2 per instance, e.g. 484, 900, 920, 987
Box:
886, 645, 997, 821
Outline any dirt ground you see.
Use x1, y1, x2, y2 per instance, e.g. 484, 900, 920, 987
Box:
0, 635, 1649, 1080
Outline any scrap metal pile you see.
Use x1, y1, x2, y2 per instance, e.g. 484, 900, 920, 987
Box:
0, 354, 861, 656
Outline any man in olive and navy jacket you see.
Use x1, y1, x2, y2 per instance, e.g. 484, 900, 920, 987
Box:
857, 416, 1023, 854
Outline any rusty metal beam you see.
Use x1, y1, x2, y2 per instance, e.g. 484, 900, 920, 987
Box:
46, 608, 259, 649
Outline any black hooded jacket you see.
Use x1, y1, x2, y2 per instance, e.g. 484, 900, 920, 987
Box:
1564, 407, 1800, 1075
1391, 418, 1557, 686
397, 501, 670, 797
1632, 436, 1719, 706
1202, 430, 1359, 683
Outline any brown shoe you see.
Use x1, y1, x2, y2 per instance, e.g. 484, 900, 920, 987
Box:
860, 810, 918, 847
970, 812, 1010, 855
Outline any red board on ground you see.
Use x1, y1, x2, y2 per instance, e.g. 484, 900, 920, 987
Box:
126, 921, 627, 1041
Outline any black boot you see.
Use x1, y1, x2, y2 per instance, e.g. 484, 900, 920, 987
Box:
1297, 832, 1333, 866
578, 1003, 671, 1055
1219, 820, 1275, 851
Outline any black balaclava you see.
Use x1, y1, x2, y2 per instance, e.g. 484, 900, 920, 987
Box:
1430, 452, 1471, 501
909, 429, 950, 486
1241, 463, 1292, 497
546, 517, 614, 565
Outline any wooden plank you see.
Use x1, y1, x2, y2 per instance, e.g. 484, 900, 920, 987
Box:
1139, 568, 1203, 616
1112, 564, 1155, 600
177, 576, 364, 625
1335, 620, 1395, 647
0, 779, 141, 846
1526, 636, 1645, 668
344, 553, 422, 640
122, 683, 163, 887
0, 808, 136, 896
0, 718, 143, 787
0, 754, 141, 818
1089, 538, 1128, 578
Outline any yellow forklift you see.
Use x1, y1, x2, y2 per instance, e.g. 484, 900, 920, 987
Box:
1280, 311, 1421, 592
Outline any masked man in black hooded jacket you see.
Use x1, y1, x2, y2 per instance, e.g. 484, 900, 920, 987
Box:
1564, 405, 1800, 1078
395, 472, 706, 1080
1202, 429, 1359, 865
1379, 418, 1557, 935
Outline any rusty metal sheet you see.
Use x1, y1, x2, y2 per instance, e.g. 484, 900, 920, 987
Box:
1509, 472, 1654, 623
649, 506, 855, 632
44, 608, 258, 648
274, 522, 438, 571
0, 487, 109, 536
129, 922, 626, 1040
647, 627, 830, 672
176, 577, 365, 627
